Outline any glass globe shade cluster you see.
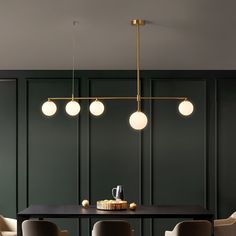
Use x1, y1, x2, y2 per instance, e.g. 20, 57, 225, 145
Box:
42, 99, 105, 117
42, 99, 194, 130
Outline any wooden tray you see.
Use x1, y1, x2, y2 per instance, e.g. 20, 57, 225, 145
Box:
97, 200, 128, 211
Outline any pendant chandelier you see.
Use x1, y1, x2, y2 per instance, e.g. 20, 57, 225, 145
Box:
41, 19, 194, 130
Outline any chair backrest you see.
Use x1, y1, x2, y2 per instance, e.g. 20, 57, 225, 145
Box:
214, 218, 236, 236
0, 215, 17, 232
92, 220, 132, 236
230, 212, 236, 219
0, 215, 9, 231
22, 220, 60, 236
175, 220, 212, 236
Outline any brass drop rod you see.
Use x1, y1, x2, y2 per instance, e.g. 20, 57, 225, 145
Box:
132, 19, 145, 111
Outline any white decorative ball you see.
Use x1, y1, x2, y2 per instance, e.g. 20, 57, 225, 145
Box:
129, 202, 137, 210
82, 199, 89, 208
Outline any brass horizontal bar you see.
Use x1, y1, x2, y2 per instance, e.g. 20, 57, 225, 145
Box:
141, 96, 187, 100
48, 96, 187, 101
49, 97, 136, 100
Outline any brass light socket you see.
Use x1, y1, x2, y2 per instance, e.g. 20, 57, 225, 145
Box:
131, 19, 145, 26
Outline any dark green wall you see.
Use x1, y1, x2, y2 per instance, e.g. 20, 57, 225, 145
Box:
0, 71, 235, 236
0, 80, 16, 217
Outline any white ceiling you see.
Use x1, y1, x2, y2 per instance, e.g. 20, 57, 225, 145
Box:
0, 0, 236, 70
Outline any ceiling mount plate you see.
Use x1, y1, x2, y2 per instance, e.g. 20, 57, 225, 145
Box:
131, 19, 145, 26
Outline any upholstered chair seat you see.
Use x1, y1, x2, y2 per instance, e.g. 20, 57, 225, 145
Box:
165, 220, 211, 236
22, 220, 69, 236
92, 220, 133, 236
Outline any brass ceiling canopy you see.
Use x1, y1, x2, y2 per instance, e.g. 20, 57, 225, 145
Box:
131, 19, 145, 26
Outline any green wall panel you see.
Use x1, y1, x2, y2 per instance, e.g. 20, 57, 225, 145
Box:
152, 79, 206, 205
27, 79, 79, 236
218, 79, 236, 218
89, 79, 139, 202
89, 78, 141, 235
152, 79, 206, 236
0, 80, 16, 218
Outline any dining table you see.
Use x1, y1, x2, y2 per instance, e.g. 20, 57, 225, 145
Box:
17, 204, 214, 236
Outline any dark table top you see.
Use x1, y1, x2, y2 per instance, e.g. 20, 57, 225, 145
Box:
17, 205, 214, 219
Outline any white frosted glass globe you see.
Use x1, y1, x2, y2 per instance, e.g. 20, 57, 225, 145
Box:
178, 100, 194, 116
129, 111, 148, 130
89, 100, 105, 116
41, 101, 57, 116
65, 100, 81, 116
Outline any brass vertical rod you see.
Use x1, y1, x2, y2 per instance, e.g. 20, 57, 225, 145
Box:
136, 23, 141, 111
72, 21, 78, 100
72, 54, 75, 99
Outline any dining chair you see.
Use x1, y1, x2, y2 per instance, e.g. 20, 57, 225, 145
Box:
214, 211, 236, 225
165, 220, 211, 236
92, 220, 134, 236
214, 212, 236, 236
22, 220, 69, 236
0, 215, 17, 236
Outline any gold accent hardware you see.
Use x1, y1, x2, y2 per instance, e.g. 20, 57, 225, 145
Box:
42, 19, 193, 125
